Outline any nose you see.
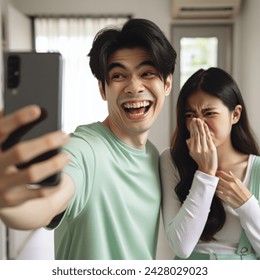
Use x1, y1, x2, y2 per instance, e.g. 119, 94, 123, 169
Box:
124, 77, 145, 94
196, 117, 209, 128
197, 115, 206, 123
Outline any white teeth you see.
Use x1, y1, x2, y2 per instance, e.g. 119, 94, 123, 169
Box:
123, 101, 150, 109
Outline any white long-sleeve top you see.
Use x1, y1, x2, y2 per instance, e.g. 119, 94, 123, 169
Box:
160, 149, 260, 258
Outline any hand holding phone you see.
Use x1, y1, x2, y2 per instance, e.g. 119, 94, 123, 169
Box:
0, 106, 71, 208
2, 52, 63, 186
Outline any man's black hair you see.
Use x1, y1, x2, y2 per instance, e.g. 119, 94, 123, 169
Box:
88, 18, 177, 90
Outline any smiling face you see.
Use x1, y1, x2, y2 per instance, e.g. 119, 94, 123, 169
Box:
185, 91, 242, 149
99, 48, 172, 148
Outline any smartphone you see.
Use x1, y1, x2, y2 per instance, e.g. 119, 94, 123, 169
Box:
2, 52, 63, 186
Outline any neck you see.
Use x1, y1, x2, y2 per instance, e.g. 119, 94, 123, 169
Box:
217, 139, 246, 169
102, 118, 149, 150
216, 139, 249, 181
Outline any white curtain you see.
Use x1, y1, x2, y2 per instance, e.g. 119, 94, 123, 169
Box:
34, 17, 128, 133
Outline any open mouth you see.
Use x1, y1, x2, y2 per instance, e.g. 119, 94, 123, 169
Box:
122, 100, 152, 116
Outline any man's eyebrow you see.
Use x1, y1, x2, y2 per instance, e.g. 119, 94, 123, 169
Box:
108, 62, 126, 72
108, 60, 156, 72
137, 60, 156, 69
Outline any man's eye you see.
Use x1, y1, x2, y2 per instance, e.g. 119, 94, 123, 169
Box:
142, 71, 156, 78
112, 74, 123, 79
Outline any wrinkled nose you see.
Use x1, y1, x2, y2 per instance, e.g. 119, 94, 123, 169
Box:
197, 116, 206, 123
124, 77, 145, 94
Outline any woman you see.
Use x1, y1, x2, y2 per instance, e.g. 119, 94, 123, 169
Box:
160, 67, 260, 260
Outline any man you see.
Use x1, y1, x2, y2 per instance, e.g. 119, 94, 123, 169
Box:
0, 18, 177, 259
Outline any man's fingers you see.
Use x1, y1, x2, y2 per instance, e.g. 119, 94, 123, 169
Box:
0, 131, 69, 169
0, 152, 70, 190
0, 105, 41, 143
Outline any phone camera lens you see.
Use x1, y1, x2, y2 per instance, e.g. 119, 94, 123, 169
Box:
7, 55, 20, 88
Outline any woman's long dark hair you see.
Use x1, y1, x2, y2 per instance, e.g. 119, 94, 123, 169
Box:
171, 67, 259, 241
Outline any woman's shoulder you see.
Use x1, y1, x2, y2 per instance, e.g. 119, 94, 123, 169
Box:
160, 148, 172, 162
160, 148, 177, 170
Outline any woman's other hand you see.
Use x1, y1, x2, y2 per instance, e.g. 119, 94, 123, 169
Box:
216, 170, 252, 208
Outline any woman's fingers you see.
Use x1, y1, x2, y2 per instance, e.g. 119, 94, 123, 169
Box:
196, 118, 207, 150
216, 170, 252, 208
190, 118, 208, 151
187, 118, 217, 175
216, 170, 233, 181
204, 122, 214, 148
189, 118, 200, 150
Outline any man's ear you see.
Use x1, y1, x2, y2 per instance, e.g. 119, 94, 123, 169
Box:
232, 105, 242, 124
164, 74, 173, 97
98, 81, 106, 100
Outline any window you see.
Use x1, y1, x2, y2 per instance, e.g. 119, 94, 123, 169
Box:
34, 17, 128, 133
180, 37, 218, 87
171, 24, 232, 130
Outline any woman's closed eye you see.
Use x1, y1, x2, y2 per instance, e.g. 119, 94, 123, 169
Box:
185, 110, 218, 119
204, 111, 218, 117
185, 112, 196, 119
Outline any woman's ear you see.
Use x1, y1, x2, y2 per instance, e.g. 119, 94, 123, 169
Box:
232, 105, 242, 124
98, 81, 106, 100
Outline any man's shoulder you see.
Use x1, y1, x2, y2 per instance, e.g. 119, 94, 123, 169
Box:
74, 122, 103, 135
146, 140, 159, 155
70, 122, 109, 143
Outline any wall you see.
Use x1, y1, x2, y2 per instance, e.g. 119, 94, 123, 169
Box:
233, 0, 260, 142
6, 4, 32, 51
10, 0, 171, 37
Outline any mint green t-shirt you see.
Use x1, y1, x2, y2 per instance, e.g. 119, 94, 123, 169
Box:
54, 122, 160, 259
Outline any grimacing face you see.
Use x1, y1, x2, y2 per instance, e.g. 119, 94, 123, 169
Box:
99, 48, 172, 147
185, 91, 241, 149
